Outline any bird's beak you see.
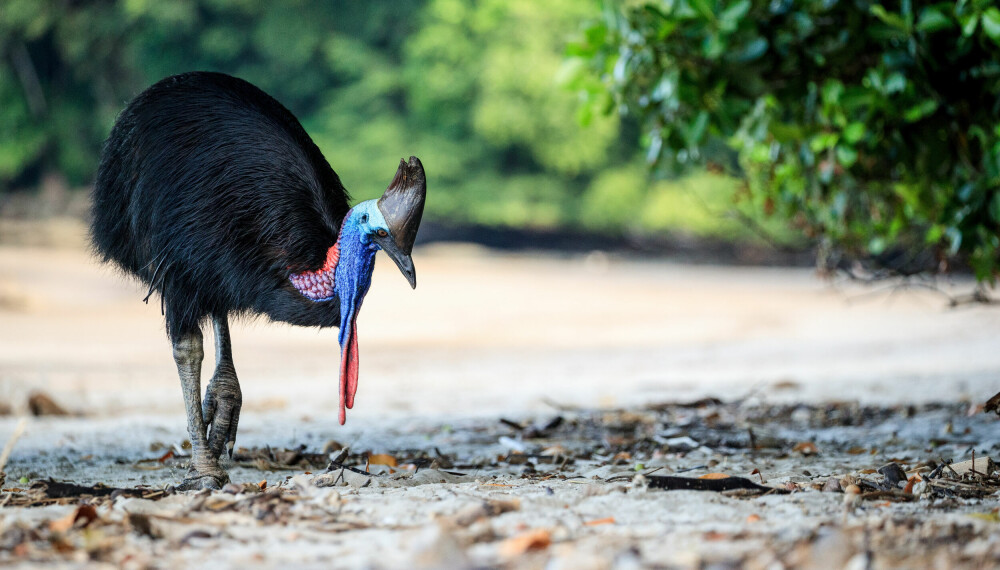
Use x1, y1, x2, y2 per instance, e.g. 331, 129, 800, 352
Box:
373, 233, 416, 289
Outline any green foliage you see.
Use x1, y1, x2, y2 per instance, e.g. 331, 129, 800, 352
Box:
1, 0, 783, 245
574, 0, 1000, 281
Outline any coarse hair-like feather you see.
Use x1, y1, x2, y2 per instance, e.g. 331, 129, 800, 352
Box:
91, 72, 350, 338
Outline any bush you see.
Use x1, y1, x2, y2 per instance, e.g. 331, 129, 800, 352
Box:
572, 0, 1000, 282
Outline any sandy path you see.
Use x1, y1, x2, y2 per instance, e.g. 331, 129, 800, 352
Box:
1, 241, 997, 420
2, 237, 1000, 568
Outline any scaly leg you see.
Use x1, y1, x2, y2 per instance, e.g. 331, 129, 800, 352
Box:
173, 328, 229, 490
203, 314, 242, 459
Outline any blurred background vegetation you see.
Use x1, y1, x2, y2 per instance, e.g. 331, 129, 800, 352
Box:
0, 0, 792, 250
2, 1, 999, 282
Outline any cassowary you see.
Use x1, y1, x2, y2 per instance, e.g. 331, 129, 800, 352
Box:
90, 72, 426, 490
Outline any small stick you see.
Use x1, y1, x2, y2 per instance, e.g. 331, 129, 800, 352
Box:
0, 418, 27, 474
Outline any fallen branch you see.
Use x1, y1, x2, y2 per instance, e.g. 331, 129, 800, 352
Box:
645, 475, 787, 494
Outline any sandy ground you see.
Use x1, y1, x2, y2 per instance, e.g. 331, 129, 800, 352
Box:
1, 222, 1000, 568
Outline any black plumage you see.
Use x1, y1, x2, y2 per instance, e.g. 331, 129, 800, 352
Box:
92, 71, 348, 338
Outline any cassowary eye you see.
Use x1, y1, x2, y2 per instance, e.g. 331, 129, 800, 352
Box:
360, 214, 368, 223
377, 229, 388, 237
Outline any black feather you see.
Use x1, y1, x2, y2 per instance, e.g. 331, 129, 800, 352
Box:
91, 72, 350, 338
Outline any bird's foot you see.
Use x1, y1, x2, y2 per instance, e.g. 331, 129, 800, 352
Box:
203, 374, 242, 459
177, 466, 230, 491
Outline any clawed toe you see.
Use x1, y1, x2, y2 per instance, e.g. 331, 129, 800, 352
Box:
203, 379, 242, 459
177, 469, 230, 491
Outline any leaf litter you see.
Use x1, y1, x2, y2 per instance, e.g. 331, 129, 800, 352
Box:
1, 399, 1000, 567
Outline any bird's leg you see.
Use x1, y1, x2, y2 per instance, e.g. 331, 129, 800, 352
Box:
173, 328, 229, 490
203, 314, 242, 459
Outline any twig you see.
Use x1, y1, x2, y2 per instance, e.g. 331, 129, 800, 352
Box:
0, 418, 28, 474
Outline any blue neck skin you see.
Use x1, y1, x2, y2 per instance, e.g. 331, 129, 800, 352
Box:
334, 207, 380, 345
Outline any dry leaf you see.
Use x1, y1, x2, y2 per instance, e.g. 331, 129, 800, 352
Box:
258, 480, 267, 491
28, 392, 69, 416
583, 517, 615, 526
746, 514, 761, 523
698, 473, 730, 480
540, 445, 568, 457
903, 476, 920, 494
368, 454, 398, 467
500, 529, 551, 556
49, 504, 99, 532
792, 442, 818, 455
947, 457, 995, 477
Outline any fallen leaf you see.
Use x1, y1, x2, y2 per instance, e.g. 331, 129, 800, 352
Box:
947, 457, 995, 477
500, 529, 551, 556
368, 454, 397, 467
746, 514, 761, 523
793, 442, 818, 455
698, 473, 730, 480
49, 504, 99, 532
157, 450, 174, 463
540, 445, 568, 457
583, 517, 615, 526
903, 475, 920, 494
258, 480, 267, 491
27, 392, 69, 416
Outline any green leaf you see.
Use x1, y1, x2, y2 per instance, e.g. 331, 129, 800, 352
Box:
686, 110, 710, 146
990, 192, 1000, 223
720, 0, 751, 27
903, 99, 938, 122
836, 146, 858, 167
810, 132, 839, 152
843, 122, 866, 144
982, 8, 1000, 42
731, 37, 769, 61
821, 80, 844, 105
961, 13, 979, 36
870, 5, 911, 31
689, 0, 716, 21
884, 73, 907, 94
917, 7, 953, 33
925, 224, 944, 244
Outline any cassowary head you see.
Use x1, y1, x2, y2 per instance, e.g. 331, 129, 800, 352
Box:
290, 156, 426, 424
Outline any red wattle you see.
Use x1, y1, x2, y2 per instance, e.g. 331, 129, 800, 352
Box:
346, 319, 359, 408
337, 313, 360, 425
